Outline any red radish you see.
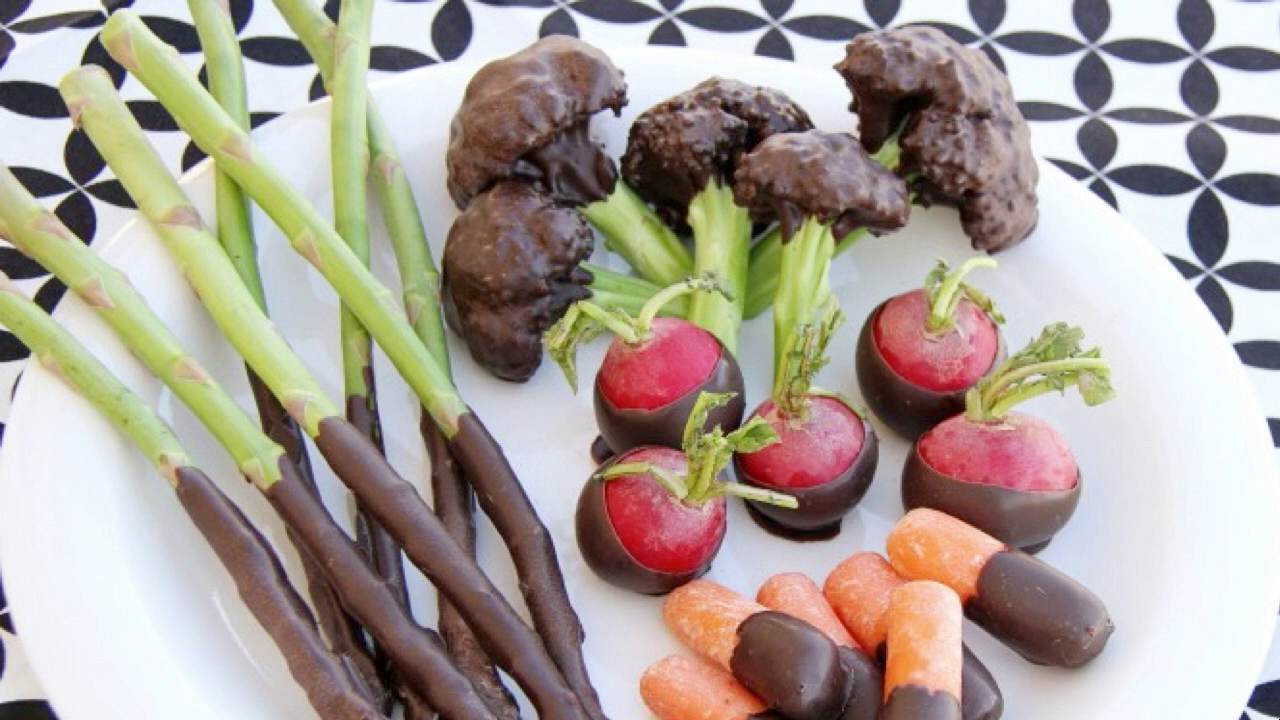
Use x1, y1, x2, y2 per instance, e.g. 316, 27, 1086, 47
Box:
546, 278, 745, 455
903, 323, 1115, 552
737, 397, 865, 490
857, 258, 1005, 440
576, 392, 793, 594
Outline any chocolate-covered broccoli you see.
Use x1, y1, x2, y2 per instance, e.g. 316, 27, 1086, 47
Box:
617, 78, 813, 353
447, 35, 626, 208
835, 25, 1038, 252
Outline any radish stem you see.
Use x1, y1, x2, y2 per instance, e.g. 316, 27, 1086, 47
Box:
924, 257, 1002, 334
965, 323, 1115, 422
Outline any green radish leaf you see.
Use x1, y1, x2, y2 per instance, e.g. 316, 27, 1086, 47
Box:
681, 391, 735, 452
725, 414, 779, 454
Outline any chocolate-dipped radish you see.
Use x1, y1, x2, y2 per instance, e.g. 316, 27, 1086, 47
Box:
903, 323, 1114, 551
888, 509, 1114, 668
576, 392, 793, 594
730, 130, 909, 534
857, 258, 1005, 440
547, 277, 746, 454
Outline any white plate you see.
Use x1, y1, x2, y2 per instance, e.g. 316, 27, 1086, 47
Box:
2, 48, 1278, 720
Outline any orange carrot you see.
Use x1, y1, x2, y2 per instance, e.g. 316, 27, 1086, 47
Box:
886, 508, 1002, 601
823, 552, 904, 655
757, 572, 856, 649
881, 581, 963, 720
663, 579, 765, 670
640, 655, 767, 720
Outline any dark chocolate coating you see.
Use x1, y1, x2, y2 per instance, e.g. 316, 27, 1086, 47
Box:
732, 130, 910, 242
622, 77, 812, 228
589, 435, 614, 465
423, 417, 521, 720
854, 300, 1006, 441
903, 441, 1081, 553
447, 35, 626, 208
516, 121, 619, 207
730, 612, 854, 720
447, 413, 606, 720
176, 467, 381, 720
594, 345, 745, 453
575, 452, 723, 594
968, 549, 1114, 668
837, 646, 883, 720
735, 405, 879, 534
834, 26, 1038, 252
881, 685, 962, 720
442, 181, 594, 382
265, 458, 501, 720
312, 417, 591, 720
872, 642, 1003, 720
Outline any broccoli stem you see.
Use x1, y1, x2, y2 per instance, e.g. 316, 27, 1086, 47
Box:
926, 257, 997, 333
771, 217, 835, 378
743, 134, 903, 319
583, 181, 693, 287
686, 181, 750, 353
583, 261, 689, 317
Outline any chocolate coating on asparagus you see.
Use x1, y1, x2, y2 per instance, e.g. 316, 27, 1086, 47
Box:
881, 685, 961, 720
622, 77, 811, 228
593, 346, 745, 453
447, 35, 626, 208
730, 611, 855, 720
176, 466, 381, 720
442, 181, 594, 382
424, 417, 521, 720
447, 412, 605, 720
968, 550, 1114, 668
732, 130, 910, 242
902, 442, 1081, 553
855, 301, 1006, 441
835, 26, 1038, 252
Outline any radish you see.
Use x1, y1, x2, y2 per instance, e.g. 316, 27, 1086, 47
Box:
856, 257, 1006, 440
729, 131, 909, 536
576, 392, 794, 594
902, 323, 1115, 552
546, 277, 745, 455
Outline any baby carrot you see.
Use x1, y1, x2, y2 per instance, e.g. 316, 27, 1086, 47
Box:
883, 581, 963, 720
757, 572, 856, 649
663, 579, 766, 669
640, 655, 766, 720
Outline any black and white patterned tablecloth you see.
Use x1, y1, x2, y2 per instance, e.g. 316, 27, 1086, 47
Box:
0, 0, 1276, 717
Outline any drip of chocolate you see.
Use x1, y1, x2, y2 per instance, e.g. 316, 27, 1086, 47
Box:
516, 123, 618, 206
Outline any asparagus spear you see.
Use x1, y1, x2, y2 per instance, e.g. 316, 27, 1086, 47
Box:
99, 11, 602, 715
59, 65, 587, 720
0, 162, 501, 720
0, 271, 380, 720
185, 0, 382, 700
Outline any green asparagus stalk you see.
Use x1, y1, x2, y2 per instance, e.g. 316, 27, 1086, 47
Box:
100, 13, 604, 715
0, 271, 380, 720
184, 0, 384, 705
60, 61, 591, 720
0, 159, 518, 720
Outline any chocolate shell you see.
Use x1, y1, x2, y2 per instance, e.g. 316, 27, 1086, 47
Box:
902, 441, 1081, 553
593, 347, 745, 453
735, 408, 879, 535
574, 455, 723, 595
855, 300, 1005, 441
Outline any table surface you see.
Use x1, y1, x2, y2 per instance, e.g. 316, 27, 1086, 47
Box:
0, 0, 1276, 717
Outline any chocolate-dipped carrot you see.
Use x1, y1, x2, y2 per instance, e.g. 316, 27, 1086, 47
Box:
824, 552, 1003, 720
664, 579, 867, 720
0, 273, 379, 720
98, 15, 604, 717
270, 0, 517, 714
888, 509, 1114, 668
641, 655, 767, 720
882, 581, 963, 720
185, 0, 384, 705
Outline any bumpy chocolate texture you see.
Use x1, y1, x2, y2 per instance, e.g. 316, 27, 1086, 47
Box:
446, 35, 627, 208
835, 26, 1039, 252
733, 130, 911, 241
622, 77, 813, 228
442, 182, 594, 381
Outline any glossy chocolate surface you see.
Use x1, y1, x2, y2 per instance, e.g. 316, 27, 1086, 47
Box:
903, 441, 1081, 552
881, 685, 962, 720
594, 346, 745, 453
730, 611, 854, 720
837, 646, 883, 720
736, 407, 878, 534
872, 642, 1003, 720
855, 300, 1005, 441
968, 549, 1114, 668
